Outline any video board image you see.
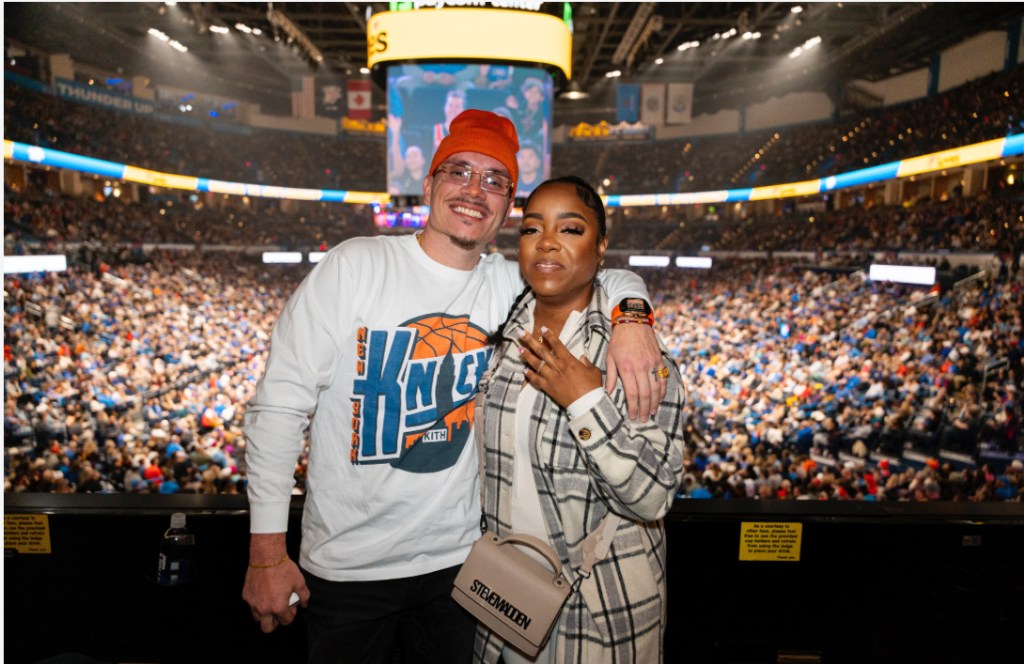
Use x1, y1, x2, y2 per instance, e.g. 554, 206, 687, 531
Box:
386, 63, 552, 199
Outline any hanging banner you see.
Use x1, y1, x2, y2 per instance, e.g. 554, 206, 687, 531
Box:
640, 83, 665, 126
291, 76, 316, 119
317, 79, 346, 118
347, 79, 372, 120
616, 83, 640, 124
666, 82, 694, 125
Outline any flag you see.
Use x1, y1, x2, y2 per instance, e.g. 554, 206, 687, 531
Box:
318, 80, 345, 118
616, 83, 640, 124
347, 80, 372, 120
666, 83, 694, 125
291, 76, 315, 119
640, 83, 665, 126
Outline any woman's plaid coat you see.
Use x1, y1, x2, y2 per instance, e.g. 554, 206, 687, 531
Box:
473, 284, 686, 664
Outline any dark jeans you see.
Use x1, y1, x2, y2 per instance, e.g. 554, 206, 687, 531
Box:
303, 564, 476, 664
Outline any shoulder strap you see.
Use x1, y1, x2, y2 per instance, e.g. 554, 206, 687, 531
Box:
474, 389, 488, 533
571, 511, 621, 592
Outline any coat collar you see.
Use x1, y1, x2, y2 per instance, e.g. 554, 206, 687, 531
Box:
501, 282, 611, 349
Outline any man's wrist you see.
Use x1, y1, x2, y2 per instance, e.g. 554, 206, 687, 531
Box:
248, 553, 290, 569
612, 297, 654, 327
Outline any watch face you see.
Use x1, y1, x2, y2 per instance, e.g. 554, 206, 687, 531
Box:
620, 297, 652, 315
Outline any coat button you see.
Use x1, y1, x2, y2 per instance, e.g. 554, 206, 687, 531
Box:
578, 428, 592, 441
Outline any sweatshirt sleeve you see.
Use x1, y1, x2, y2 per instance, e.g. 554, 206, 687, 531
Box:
243, 254, 347, 533
596, 267, 651, 304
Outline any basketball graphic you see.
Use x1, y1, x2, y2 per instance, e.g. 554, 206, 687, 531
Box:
400, 314, 490, 472
351, 313, 492, 473
405, 315, 490, 360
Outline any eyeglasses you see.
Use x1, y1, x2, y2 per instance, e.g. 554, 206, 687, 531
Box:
434, 163, 513, 195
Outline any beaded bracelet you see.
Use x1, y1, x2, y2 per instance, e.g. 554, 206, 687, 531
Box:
248, 554, 290, 569
612, 316, 653, 327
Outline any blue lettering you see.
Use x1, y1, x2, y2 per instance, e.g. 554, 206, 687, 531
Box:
405, 361, 435, 410
353, 329, 412, 458
455, 353, 476, 397
455, 348, 490, 397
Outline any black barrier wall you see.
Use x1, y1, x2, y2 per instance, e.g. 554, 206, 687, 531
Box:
5, 495, 1023, 664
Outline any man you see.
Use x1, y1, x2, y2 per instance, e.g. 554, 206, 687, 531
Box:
242, 109, 666, 664
433, 88, 466, 150
515, 141, 544, 195
391, 144, 427, 196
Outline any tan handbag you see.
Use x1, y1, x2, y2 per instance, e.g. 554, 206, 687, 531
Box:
452, 532, 570, 657
453, 388, 621, 657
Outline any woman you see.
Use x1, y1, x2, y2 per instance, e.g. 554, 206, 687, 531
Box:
473, 176, 686, 663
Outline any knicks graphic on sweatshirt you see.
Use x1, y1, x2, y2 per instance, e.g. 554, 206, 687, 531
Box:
351, 313, 492, 473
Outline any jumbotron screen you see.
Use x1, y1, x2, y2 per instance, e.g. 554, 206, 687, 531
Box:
386, 63, 552, 198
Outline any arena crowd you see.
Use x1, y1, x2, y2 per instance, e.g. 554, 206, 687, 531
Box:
4, 64, 1023, 501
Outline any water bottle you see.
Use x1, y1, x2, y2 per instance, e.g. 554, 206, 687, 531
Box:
156, 512, 195, 586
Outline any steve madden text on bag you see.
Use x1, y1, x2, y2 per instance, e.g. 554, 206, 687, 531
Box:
452, 533, 570, 657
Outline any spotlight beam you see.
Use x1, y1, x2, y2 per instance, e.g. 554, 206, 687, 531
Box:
692, 2, 781, 84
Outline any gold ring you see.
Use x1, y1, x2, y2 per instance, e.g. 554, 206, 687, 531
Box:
654, 366, 670, 379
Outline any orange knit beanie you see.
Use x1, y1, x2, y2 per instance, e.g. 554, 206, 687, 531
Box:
429, 109, 520, 192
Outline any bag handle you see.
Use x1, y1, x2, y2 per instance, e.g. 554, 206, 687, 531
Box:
495, 533, 566, 583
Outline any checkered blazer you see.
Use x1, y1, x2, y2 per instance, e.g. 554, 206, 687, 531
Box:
473, 284, 686, 664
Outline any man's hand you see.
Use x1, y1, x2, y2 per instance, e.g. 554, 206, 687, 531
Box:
606, 322, 666, 421
242, 534, 310, 634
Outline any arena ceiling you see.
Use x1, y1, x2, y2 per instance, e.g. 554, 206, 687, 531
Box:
6, 2, 1023, 123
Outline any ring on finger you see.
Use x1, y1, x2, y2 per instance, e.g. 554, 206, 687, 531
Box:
536, 360, 546, 372
651, 366, 670, 379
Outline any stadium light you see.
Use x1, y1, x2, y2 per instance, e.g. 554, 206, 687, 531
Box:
790, 35, 822, 59
262, 252, 303, 264
629, 255, 671, 267
676, 256, 713, 269
869, 264, 936, 286
4, 255, 68, 274
559, 80, 589, 100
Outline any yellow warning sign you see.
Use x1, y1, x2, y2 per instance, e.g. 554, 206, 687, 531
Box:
4, 514, 52, 554
739, 522, 802, 561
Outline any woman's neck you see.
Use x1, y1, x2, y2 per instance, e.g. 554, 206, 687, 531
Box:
531, 286, 594, 335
